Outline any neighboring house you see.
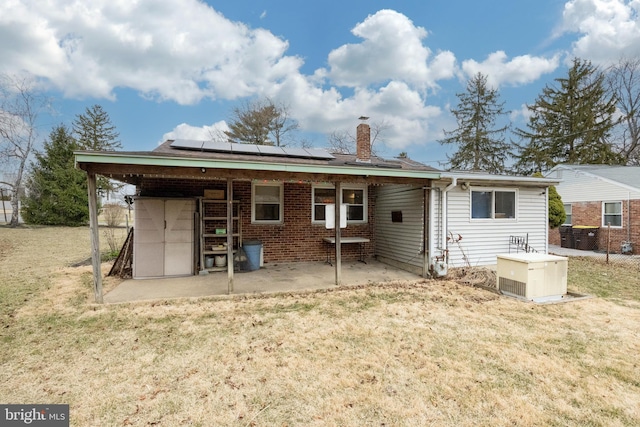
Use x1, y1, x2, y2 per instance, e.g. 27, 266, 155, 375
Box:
545, 164, 640, 254
75, 122, 558, 301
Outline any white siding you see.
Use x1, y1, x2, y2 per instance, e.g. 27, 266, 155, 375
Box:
444, 186, 548, 267
548, 168, 640, 202
375, 185, 425, 270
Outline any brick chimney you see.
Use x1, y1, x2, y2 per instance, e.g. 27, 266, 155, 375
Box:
356, 120, 371, 163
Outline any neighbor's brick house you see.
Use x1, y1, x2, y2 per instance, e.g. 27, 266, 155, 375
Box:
546, 165, 640, 254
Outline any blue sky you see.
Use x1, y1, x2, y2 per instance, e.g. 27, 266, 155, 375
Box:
2, 0, 640, 167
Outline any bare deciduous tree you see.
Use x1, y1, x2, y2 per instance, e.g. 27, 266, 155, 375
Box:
0, 74, 50, 227
607, 57, 640, 165
224, 98, 299, 146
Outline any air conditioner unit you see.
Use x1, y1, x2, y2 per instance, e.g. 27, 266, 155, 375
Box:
496, 253, 568, 302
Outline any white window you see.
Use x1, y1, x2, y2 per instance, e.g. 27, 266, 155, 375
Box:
602, 201, 622, 227
312, 184, 367, 224
252, 182, 283, 224
471, 189, 516, 219
563, 203, 572, 225
312, 185, 335, 223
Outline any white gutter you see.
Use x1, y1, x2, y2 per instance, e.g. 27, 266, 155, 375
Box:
428, 187, 436, 274
442, 177, 458, 253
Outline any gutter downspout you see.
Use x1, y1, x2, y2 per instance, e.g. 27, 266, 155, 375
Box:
543, 187, 549, 254
441, 177, 457, 255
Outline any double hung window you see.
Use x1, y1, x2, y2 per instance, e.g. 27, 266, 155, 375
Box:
603, 202, 622, 227
312, 185, 367, 223
471, 189, 516, 219
252, 182, 283, 223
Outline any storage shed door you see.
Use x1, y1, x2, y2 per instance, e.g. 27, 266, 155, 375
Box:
133, 198, 195, 278
164, 199, 195, 276
133, 198, 165, 278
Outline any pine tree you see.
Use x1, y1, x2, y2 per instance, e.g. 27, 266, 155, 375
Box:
514, 58, 622, 174
21, 125, 89, 226
73, 104, 121, 194
73, 104, 121, 151
439, 72, 510, 173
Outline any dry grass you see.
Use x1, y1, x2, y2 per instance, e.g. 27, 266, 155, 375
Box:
1, 226, 639, 426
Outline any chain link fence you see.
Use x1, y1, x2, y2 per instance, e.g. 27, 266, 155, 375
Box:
550, 225, 640, 268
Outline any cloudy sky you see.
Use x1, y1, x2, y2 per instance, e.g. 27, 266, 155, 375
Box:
2, 0, 640, 166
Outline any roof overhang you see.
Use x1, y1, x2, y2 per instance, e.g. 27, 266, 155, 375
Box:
74, 151, 441, 184
440, 171, 560, 187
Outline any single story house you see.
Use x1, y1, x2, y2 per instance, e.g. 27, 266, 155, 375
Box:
75, 122, 559, 303
545, 164, 640, 254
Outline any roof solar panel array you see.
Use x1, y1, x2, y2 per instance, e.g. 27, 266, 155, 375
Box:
170, 139, 334, 160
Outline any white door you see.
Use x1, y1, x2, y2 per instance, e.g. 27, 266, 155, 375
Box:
133, 198, 195, 278
164, 199, 195, 276
133, 198, 165, 278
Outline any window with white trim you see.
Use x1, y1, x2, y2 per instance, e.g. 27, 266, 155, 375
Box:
563, 203, 572, 225
471, 189, 516, 219
603, 201, 622, 227
312, 185, 335, 222
252, 182, 283, 223
312, 184, 367, 224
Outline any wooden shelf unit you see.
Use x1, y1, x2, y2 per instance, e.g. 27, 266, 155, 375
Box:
198, 198, 242, 272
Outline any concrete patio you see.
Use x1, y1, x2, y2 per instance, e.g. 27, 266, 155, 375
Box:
104, 259, 423, 304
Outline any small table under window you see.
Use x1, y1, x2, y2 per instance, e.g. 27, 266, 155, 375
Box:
322, 237, 370, 265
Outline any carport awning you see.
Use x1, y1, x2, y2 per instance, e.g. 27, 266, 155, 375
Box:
74, 151, 441, 184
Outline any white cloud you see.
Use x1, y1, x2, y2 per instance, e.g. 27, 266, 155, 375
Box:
461, 51, 560, 88
561, 0, 640, 64
0, 0, 301, 103
161, 121, 229, 143
321, 9, 457, 91
0, 2, 562, 155
510, 104, 535, 123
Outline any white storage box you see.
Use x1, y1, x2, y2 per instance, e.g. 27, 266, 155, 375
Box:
496, 253, 568, 302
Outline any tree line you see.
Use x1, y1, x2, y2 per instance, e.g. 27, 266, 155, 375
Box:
0, 73, 120, 227
3, 56, 640, 226
440, 57, 640, 174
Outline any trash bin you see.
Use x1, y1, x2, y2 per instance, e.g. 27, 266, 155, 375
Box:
242, 240, 262, 271
559, 225, 574, 249
572, 226, 599, 251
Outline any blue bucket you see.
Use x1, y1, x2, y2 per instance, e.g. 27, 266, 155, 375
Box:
243, 240, 262, 271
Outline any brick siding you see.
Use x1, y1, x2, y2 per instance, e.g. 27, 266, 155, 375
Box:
549, 200, 639, 254
139, 178, 375, 263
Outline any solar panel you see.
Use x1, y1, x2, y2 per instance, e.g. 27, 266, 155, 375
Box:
256, 145, 287, 156
170, 139, 335, 160
170, 139, 204, 150
201, 140, 232, 152
281, 147, 311, 157
303, 148, 335, 160
231, 144, 261, 154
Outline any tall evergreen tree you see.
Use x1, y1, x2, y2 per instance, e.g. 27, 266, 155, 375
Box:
21, 125, 89, 226
73, 104, 121, 194
439, 72, 510, 173
73, 104, 121, 151
514, 58, 621, 174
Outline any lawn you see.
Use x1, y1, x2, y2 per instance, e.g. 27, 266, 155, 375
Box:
1, 226, 639, 426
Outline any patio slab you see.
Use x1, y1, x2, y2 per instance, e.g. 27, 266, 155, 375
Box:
104, 259, 423, 304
